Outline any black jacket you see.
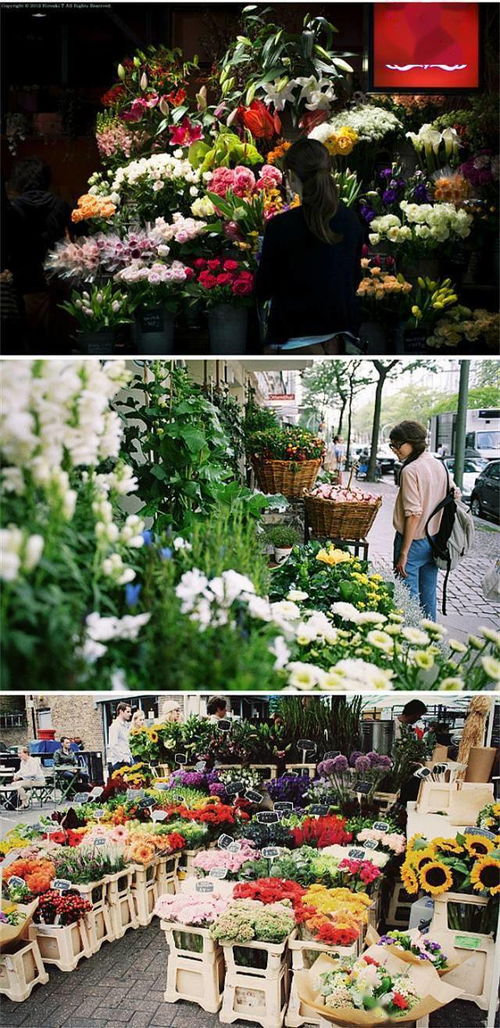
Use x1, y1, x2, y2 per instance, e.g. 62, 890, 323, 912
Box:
255, 203, 363, 345
9, 190, 70, 293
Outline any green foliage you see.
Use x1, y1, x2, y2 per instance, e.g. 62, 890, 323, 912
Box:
430, 386, 500, 416
243, 388, 279, 437
274, 696, 363, 759
189, 130, 263, 172
117, 364, 259, 530
266, 524, 300, 548
270, 540, 395, 616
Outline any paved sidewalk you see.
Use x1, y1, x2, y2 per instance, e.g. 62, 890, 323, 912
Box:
1, 920, 496, 1028
363, 477, 499, 642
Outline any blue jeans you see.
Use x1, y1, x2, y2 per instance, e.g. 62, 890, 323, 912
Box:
394, 532, 438, 620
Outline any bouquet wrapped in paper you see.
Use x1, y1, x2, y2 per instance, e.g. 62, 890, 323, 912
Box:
365, 926, 463, 976
296, 946, 463, 1025
0, 899, 38, 949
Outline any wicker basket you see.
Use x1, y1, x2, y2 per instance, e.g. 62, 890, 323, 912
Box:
252, 457, 321, 498
304, 491, 382, 540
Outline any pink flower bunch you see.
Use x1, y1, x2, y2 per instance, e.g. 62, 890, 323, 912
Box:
338, 858, 382, 885
208, 164, 283, 200
45, 237, 104, 281
97, 121, 136, 159
193, 840, 257, 876
255, 164, 283, 190
115, 259, 191, 286
154, 891, 230, 926
99, 231, 164, 272
120, 93, 160, 123
153, 213, 207, 245
310, 484, 378, 504
169, 116, 203, 147
357, 828, 406, 855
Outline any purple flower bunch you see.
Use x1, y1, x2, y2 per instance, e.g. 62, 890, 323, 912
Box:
168, 769, 222, 792
265, 774, 311, 808
460, 151, 499, 187
318, 751, 392, 779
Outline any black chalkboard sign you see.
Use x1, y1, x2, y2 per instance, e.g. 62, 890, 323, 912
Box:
364, 839, 379, 850
373, 821, 389, 832
297, 739, 316, 751
348, 848, 366, 860
139, 306, 164, 333
262, 846, 280, 859
217, 720, 232, 733
217, 834, 234, 850
245, 789, 263, 804
175, 753, 187, 765
274, 802, 293, 812
225, 782, 244, 797
308, 804, 329, 816
227, 841, 241, 853
355, 782, 372, 794
323, 751, 341, 760
256, 811, 280, 824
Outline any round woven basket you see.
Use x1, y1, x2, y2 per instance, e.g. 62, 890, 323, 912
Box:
251, 457, 321, 498
304, 492, 382, 540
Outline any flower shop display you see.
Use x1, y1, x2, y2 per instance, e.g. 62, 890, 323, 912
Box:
248, 426, 325, 498
304, 482, 382, 541
32, 890, 93, 973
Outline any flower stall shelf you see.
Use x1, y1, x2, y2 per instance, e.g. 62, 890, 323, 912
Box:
160, 920, 225, 1013
156, 854, 180, 896
429, 891, 496, 1011
219, 934, 294, 1028
285, 936, 358, 1028
372, 791, 400, 812
304, 483, 382, 542
106, 869, 139, 939
386, 882, 419, 929
68, 879, 115, 954
0, 925, 49, 1004
34, 920, 92, 973
131, 860, 160, 926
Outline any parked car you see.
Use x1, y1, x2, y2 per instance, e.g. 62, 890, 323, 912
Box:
470, 460, 500, 522
353, 447, 395, 475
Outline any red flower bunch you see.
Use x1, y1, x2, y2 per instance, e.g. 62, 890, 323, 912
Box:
392, 992, 409, 1010
169, 116, 203, 146
164, 832, 186, 853
306, 915, 359, 947
338, 858, 381, 886
35, 890, 92, 926
237, 99, 281, 139
234, 878, 306, 913
190, 258, 255, 299
292, 816, 352, 850
164, 87, 187, 107
101, 84, 126, 106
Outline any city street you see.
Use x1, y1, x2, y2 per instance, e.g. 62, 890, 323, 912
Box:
364, 475, 499, 642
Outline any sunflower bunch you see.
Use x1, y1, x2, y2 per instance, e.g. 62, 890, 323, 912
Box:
477, 802, 500, 836
400, 832, 500, 899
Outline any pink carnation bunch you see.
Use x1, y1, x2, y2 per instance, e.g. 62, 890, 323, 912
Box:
153, 213, 207, 245
193, 840, 258, 876
209, 166, 257, 198
154, 891, 230, 926
357, 828, 406, 855
256, 164, 283, 189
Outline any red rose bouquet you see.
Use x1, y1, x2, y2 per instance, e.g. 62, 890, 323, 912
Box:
188, 257, 255, 307
292, 815, 352, 850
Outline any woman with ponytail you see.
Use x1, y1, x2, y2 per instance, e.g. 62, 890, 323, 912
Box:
255, 138, 363, 351
389, 420, 458, 619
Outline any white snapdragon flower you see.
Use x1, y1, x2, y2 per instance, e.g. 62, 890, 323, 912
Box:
269, 635, 291, 670
173, 537, 192, 551
101, 553, 136, 585
0, 526, 44, 581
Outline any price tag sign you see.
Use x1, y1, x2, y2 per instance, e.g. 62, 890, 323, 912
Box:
94, 837, 107, 847
51, 878, 72, 893
414, 767, 431, 780
196, 880, 215, 894
256, 811, 280, 824
356, 782, 372, 795
127, 789, 142, 801
364, 840, 379, 850
464, 827, 496, 840
77, 793, 89, 804
348, 848, 366, 860
274, 802, 293, 812
152, 810, 168, 823
454, 934, 483, 950
308, 804, 329, 816
93, 808, 105, 819
323, 751, 340, 760
245, 789, 263, 804
175, 753, 187, 765
262, 846, 280, 859
7, 876, 25, 889
373, 821, 389, 832
297, 739, 316, 752
227, 841, 241, 854
217, 834, 234, 851
155, 782, 170, 792
89, 787, 103, 799
195, 761, 206, 772
217, 720, 231, 733
209, 867, 227, 880
225, 782, 244, 797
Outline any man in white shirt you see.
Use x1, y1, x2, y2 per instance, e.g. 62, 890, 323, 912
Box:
12, 746, 44, 808
107, 702, 132, 773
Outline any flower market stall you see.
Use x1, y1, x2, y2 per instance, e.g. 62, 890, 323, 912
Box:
1, 694, 498, 1024
36, 6, 498, 355
1, 358, 499, 691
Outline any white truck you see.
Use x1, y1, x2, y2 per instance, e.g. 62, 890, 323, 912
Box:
430, 408, 500, 460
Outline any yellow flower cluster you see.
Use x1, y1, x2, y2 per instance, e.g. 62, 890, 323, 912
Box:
427, 309, 500, 350
0, 834, 26, 856
316, 547, 354, 567
303, 885, 371, 920
323, 126, 358, 156
357, 267, 412, 299
401, 833, 500, 897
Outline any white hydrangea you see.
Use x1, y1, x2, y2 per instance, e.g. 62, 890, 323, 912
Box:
310, 104, 402, 143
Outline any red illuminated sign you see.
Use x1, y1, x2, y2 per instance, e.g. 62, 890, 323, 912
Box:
268, 394, 295, 402
371, 3, 480, 91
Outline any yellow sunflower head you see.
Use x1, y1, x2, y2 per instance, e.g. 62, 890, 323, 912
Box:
464, 835, 495, 859
410, 847, 436, 872
406, 833, 429, 853
419, 860, 454, 897
433, 837, 464, 855
470, 856, 500, 896
400, 863, 419, 895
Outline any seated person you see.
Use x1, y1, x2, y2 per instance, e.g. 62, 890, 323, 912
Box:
11, 746, 45, 809
53, 736, 89, 792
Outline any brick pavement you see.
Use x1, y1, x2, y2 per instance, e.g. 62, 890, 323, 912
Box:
1, 920, 496, 1028
363, 477, 499, 641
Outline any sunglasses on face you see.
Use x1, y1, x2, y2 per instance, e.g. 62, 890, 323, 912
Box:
389, 442, 404, 451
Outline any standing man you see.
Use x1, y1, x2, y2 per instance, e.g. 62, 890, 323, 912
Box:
206, 697, 230, 723
107, 701, 132, 773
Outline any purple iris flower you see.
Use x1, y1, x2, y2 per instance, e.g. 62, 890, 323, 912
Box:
382, 189, 397, 205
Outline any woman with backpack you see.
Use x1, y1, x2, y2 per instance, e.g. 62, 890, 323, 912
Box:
389, 421, 458, 619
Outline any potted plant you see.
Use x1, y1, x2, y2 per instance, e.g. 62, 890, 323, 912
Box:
115, 259, 190, 353
248, 425, 325, 498
186, 256, 256, 354
60, 282, 134, 354
267, 524, 300, 564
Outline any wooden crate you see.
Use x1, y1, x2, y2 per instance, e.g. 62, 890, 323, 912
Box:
35, 920, 92, 972
85, 904, 115, 953
430, 891, 496, 1011
131, 863, 159, 927
0, 928, 49, 1002
220, 934, 294, 1028
160, 921, 224, 1013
